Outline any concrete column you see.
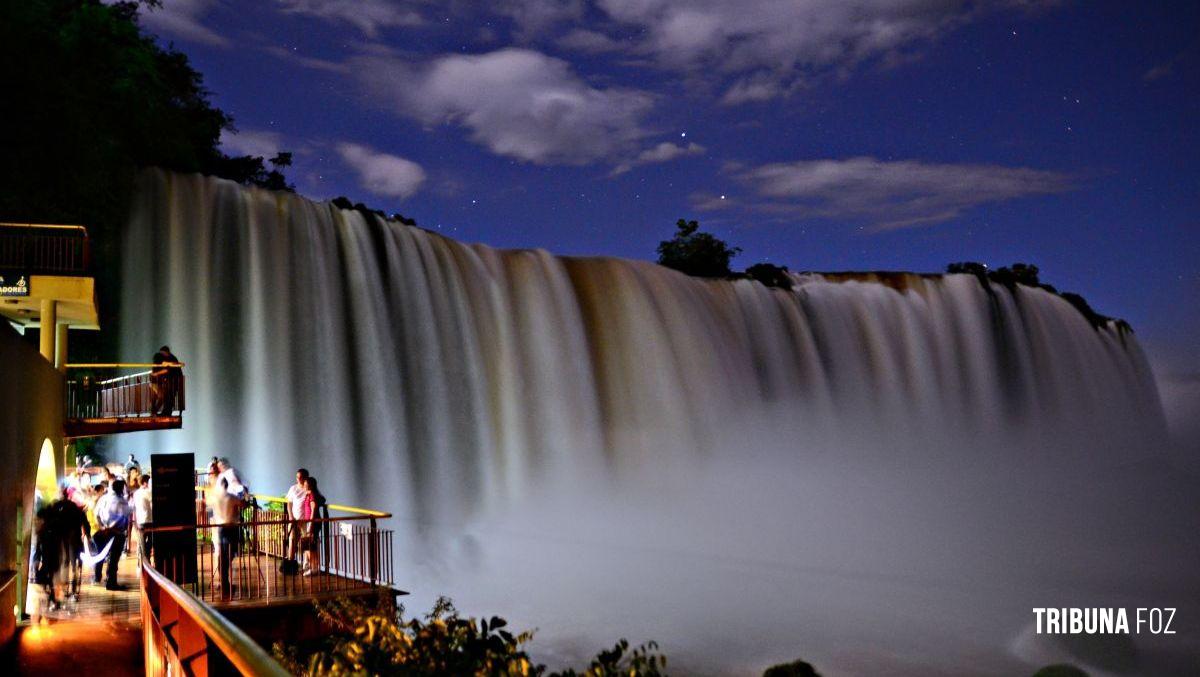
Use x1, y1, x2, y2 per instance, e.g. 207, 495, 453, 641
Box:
39, 298, 56, 362
55, 322, 68, 371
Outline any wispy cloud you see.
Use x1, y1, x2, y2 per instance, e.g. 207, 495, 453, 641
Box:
219, 128, 286, 158
337, 142, 427, 199
352, 47, 654, 166
590, 0, 1060, 103
274, 0, 425, 37
137, 0, 228, 46
610, 141, 705, 175
701, 157, 1074, 230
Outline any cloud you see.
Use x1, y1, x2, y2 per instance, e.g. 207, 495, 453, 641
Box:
337, 143, 426, 199
706, 157, 1074, 230
274, 0, 424, 37
556, 28, 626, 53
353, 48, 654, 165
219, 128, 286, 158
592, 0, 1057, 103
493, 0, 585, 38
137, 0, 228, 46
611, 141, 705, 175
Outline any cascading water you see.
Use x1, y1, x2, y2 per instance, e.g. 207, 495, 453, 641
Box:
118, 170, 1196, 675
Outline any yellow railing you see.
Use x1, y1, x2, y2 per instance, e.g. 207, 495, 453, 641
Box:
141, 560, 290, 677
65, 362, 186, 369
252, 493, 390, 518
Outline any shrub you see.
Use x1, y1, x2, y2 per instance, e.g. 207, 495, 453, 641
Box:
744, 263, 794, 290
657, 219, 741, 278
762, 658, 821, 677
1031, 664, 1089, 677
274, 595, 667, 676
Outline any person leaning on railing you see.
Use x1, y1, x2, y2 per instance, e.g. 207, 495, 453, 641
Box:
282, 468, 310, 574
151, 345, 181, 415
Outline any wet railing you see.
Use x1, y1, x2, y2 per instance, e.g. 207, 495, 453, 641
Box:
65, 363, 185, 419
0, 222, 91, 275
146, 500, 394, 606
141, 561, 290, 677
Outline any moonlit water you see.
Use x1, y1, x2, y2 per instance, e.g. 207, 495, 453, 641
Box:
118, 170, 1198, 675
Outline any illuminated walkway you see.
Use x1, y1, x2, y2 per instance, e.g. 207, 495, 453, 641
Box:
3, 554, 142, 674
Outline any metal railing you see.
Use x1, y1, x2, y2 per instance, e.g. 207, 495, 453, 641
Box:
141, 560, 291, 677
65, 363, 186, 419
0, 222, 91, 275
145, 501, 394, 606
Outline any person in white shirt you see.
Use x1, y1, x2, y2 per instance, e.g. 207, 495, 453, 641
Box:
216, 457, 248, 499
93, 479, 132, 590
209, 477, 242, 600
132, 475, 153, 559
284, 468, 310, 568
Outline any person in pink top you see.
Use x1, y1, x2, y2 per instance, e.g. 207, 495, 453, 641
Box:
299, 476, 325, 576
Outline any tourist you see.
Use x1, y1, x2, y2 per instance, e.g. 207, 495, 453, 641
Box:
209, 477, 243, 600
46, 485, 89, 604
216, 457, 248, 500
300, 476, 328, 577
132, 475, 153, 560
34, 499, 63, 610
151, 345, 181, 415
283, 468, 310, 572
93, 479, 131, 590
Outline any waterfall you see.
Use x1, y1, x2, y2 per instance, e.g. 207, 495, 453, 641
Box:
117, 170, 1189, 674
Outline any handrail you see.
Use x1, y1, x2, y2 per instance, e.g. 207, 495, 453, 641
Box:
142, 562, 291, 677
66, 362, 186, 369
253, 493, 390, 518
191, 482, 391, 519
148, 514, 391, 533
0, 222, 88, 232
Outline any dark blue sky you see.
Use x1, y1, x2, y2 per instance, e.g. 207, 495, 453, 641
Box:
139, 0, 1197, 369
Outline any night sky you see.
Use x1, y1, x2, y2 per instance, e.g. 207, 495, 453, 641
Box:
137, 1, 1197, 374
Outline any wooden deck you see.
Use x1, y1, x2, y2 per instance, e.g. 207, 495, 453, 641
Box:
25, 548, 142, 623
24, 542, 402, 622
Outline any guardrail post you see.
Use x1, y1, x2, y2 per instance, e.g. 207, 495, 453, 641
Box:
369, 517, 379, 586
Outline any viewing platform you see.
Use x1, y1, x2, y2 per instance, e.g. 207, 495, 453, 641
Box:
14, 482, 401, 676
63, 363, 186, 438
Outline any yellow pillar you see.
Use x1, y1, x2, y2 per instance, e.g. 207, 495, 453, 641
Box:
55, 322, 68, 371
39, 298, 56, 362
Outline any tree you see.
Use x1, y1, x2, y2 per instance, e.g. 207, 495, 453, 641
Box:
0, 0, 293, 359
656, 219, 741, 278
745, 262, 793, 290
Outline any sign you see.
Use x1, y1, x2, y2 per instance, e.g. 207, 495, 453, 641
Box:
151, 452, 197, 584
0, 273, 28, 296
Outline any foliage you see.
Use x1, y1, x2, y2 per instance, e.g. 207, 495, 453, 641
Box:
212, 152, 296, 192
331, 196, 418, 227
657, 219, 741, 278
945, 261, 1128, 332
988, 262, 1041, 288
946, 261, 989, 277
554, 639, 666, 677
0, 0, 292, 359
273, 595, 667, 677
762, 658, 822, 677
744, 263, 794, 290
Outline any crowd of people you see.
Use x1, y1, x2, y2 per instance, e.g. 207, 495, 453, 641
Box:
34, 454, 334, 609
34, 461, 146, 608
